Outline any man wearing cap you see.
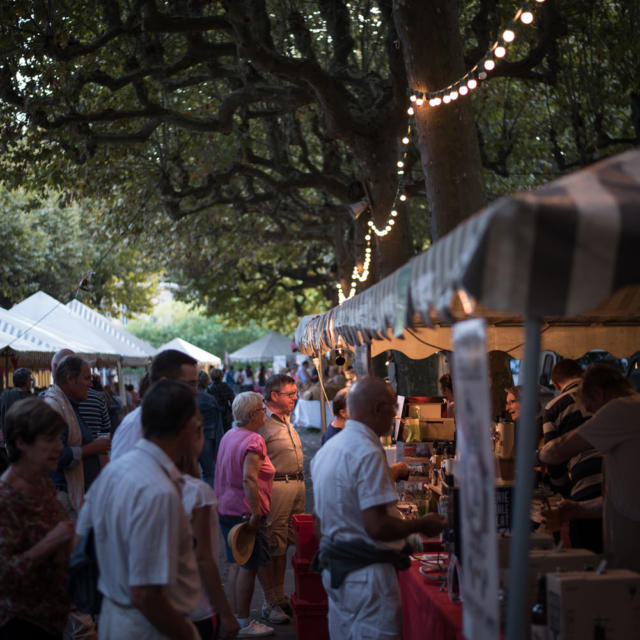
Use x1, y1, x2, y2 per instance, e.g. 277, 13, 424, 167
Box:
260, 374, 305, 623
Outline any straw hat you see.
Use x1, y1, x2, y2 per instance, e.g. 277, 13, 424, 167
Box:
227, 521, 256, 565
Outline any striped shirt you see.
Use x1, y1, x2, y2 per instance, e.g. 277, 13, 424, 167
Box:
543, 379, 603, 501
77, 388, 111, 438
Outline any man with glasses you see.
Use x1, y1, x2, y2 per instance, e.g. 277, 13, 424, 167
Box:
259, 374, 305, 624
111, 350, 199, 460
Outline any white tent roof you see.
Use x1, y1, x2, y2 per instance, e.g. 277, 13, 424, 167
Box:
11, 292, 148, 366
66, 299, 156, 365
0, 306, 100, 368
157, 337, 221, 367
228, 331, 293, 362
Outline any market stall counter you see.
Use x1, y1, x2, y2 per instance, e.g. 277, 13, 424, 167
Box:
399, 556, 463, 640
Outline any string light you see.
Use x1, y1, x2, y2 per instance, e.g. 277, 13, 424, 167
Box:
338, 0, 547, 302
406, 0, 545, 108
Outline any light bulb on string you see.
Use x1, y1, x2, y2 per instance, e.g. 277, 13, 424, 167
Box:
443, 95, 451, 104
484, 59, 495, 71
402, 136, 410, 144
450, 90, 459, 100
416, 97, 424, 106
503, 29, 515, 42
478, 71, 487, 80
429, 97, 442, 106
397, 161, 404, 168
407, 106, 415, 115
459, 85, 468, 96
521, 11, 534, 24
467, 78, 478, 90
399, 194, 407, 201
410, 94, 417, 103
495, 46, 506, 58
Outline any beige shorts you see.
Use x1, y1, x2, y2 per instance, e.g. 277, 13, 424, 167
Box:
266, 479, 306, 556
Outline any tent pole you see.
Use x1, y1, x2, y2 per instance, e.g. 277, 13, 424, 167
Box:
117, 359, 126, 406
506, 316, 541, 640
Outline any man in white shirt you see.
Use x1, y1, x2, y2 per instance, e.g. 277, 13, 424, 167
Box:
111, 350, 198, 460
311, 377, 446, 640
77, 379, 203, 639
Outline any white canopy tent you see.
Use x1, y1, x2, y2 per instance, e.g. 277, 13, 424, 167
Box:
12, 292, 150, 366
157, 337, 222, 368
66, 299, 156, 365
0, 306, 101, 373
295, 148, 640, 639
228, 331, 293, 363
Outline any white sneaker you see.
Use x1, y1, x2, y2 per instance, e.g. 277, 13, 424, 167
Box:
261, 602, 290, 624
237, 619, 275, 637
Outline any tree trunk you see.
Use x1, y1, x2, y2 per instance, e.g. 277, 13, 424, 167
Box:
393, 0, 487, 241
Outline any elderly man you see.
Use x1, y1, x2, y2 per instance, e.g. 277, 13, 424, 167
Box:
311, 377, 446, 640
539, 364, 640, 572
77, 379, 203, 639
542, 359, 603, 553
111, 349, 198, 460
260, 374, 305, 623
44, 356, 109, 521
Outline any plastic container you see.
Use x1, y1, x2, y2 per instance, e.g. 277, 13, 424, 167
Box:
291, 592, 329, 640
292, 513, 318, 561
292, 553, 327, 603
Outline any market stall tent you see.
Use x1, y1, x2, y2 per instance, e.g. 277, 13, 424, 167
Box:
66, 299, 156, 364
11, 292, 150, 366
295, 148, 640, 639
0, 306, 100, 371
228, 331, 293, 363
158, 337, 222, 368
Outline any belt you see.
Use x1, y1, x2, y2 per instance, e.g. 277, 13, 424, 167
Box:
273, 472, 304, 481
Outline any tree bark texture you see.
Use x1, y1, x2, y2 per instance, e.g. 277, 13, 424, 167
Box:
393, 0, 487, 241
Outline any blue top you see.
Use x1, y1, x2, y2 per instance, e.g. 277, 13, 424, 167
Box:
321, 424, 344, 446
197, 390, 224, 439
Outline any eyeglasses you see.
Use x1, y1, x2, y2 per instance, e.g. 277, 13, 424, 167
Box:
276, 391, 298, 398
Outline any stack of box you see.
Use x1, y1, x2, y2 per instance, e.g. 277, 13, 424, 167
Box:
291, 514, 329, 640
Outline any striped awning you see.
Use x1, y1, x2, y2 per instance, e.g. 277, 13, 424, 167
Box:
296, 148, 640, 358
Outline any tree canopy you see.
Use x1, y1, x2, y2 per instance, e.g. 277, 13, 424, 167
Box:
0, 188, 159, 313
0, 1, 637, 326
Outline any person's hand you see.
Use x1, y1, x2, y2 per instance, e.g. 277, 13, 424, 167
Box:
219, 611, 240, 639
44, 521, 75, 548
247, 512, 261, 532
418, 513, 447, 538
94, 437, 111, 454
390, 462, 410, 482
555, 499, 581, 522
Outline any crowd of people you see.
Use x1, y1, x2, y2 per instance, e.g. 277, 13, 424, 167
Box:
0, 346, 638, 640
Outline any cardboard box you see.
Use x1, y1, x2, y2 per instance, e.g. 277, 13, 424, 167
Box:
547, 569, 640, 639
500, 548, 597, 609
419, 418, 455, 441
497, 532, 555, 569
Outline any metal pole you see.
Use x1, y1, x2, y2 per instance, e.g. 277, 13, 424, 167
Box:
506, 316, 541, 640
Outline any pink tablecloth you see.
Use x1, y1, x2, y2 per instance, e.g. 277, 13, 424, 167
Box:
399, 560, 464, 640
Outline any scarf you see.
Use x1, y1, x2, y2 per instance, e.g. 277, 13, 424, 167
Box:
44, 384, 85, 515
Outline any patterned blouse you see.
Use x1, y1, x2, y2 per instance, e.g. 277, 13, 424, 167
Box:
0, 479, 71, 632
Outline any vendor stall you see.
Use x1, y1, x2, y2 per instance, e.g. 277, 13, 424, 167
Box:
296, 149, 640, 639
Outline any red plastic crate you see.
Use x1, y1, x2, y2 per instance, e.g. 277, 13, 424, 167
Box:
292, 513, 319, 561
292, 553, 327, 603
291, 592, 329, 640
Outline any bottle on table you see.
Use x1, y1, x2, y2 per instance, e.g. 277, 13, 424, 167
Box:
530, 574, 549, 640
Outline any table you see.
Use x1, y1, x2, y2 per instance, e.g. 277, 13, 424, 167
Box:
399, 559, 464, 640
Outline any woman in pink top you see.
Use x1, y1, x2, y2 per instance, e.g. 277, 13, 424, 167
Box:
214, 392, 275, 638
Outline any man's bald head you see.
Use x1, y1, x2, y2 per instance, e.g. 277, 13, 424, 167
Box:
51, 348, 75, 374
347, 376, 397, 437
